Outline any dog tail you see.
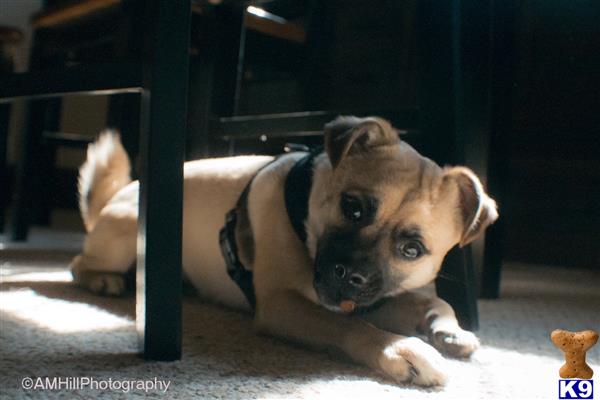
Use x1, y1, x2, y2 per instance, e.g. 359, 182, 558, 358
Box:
78, 130, 131, 232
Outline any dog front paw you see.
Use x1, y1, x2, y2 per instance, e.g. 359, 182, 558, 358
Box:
378, 336, 448, 386
71, 259, 126, 296
87, 272, 126, 296
431, 329, 480, 358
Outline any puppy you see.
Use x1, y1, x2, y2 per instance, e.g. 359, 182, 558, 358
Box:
71, 116, 498, 386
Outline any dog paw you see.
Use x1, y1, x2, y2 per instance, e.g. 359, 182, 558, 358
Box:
431, 329, 480, 358
72, 268, 125, 296
71, 257, 126, 296
378, 336, 448, 386
88, 273, 126, 296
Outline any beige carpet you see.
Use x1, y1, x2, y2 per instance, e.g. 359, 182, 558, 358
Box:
1, 230, 599, 399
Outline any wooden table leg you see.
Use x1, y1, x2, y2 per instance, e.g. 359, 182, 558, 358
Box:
0, 103, 9, 233
136, 0, 191, 361
436, 246, 479, 331
10, 99, 47, 241
480, 0, 516, 299
417, 0, 494, 328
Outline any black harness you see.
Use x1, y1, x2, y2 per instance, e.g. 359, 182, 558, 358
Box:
219, 148, 320, 309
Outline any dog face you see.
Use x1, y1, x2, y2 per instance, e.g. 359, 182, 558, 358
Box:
307, 116, 498, 312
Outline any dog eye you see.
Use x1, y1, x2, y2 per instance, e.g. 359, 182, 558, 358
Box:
397, 240, 425, 260
340, 194, 364, 222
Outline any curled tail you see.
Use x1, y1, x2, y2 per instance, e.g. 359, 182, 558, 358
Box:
78, 131, 131, 231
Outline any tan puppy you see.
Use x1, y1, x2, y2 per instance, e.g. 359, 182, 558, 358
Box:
71, 116, 498, 386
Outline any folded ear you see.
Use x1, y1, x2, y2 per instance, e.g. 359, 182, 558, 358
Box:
324, 115, 400, 169
442, 167, 499, 247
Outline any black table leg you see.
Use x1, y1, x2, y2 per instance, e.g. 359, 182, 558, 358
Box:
107, 93, 140, 174
418, 0, 493, 327
0, 103, 9, 233
10, 99, 47, 241
436, 246, 479, 331
136, 0, 191, 361
480, 0, 516, 299
36, 98, 62, 226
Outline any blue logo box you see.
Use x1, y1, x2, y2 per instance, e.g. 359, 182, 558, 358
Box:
559, 379, 594, 399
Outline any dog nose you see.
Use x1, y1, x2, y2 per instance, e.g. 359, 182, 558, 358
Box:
333, 264, 368, 288
348, 273, 367, 287
334, 264, 346, 279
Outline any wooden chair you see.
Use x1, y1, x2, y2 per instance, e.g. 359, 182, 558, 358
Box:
0, 0, 191, 361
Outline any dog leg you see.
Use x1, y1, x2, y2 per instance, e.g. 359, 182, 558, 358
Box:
255, 290, 448, 386
363, 289, 479, 358
419, 296, 480, 358
70, 213, 137, 296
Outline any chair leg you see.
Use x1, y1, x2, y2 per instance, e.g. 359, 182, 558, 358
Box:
107, 93, 140, 175
0, 103, 10, 233
36, 98, 62, 226
186, 54, 215, 160
10, 100, 47, 241
136, 0, 190, 361
435, 245, 479, 331
480, 222, 504, 298
479, 0, 516, 299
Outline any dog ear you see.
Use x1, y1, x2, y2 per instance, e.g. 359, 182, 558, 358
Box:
442, 167, 499, 247
324, 116, 400, 169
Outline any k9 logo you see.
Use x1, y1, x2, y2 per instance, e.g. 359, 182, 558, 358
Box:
559, 380, 594, 399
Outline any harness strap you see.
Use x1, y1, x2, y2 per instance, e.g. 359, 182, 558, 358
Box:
219, 158, 277, 309
220, 211, 255, 307
283, 149, 320, 243
219, 150, 319, 309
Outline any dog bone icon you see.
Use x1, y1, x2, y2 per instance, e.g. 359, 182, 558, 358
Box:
551, 329, 598, 379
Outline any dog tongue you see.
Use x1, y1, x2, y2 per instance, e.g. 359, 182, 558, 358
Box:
339, 300, 356, 313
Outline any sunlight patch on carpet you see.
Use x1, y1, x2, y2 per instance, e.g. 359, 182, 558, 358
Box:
257, 347, 562, 400
1, 267, 73, 283
0, 289, 132, 333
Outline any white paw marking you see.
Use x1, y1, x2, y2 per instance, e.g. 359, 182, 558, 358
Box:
378, 337, 448, 386
433, 329, 480, 358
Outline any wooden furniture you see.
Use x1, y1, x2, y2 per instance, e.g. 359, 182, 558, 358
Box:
0, 26, 23, 233
0, 0, 191, 361
1, 1, 509, 349
2, 0, 308, 237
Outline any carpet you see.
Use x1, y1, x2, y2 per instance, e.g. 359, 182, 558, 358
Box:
1, 230, 598, 399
